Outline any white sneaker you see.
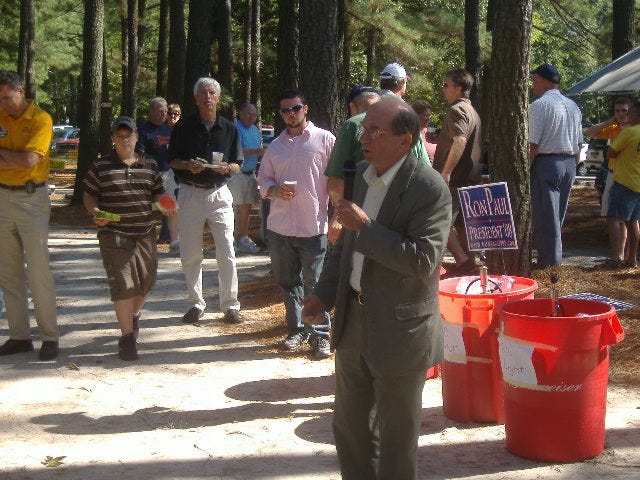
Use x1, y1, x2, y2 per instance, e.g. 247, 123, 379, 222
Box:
235, 236, 261, 253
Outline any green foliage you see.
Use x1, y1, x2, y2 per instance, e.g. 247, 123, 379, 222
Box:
0, 0, 636, 129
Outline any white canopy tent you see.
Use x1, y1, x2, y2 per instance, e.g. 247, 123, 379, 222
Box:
566, 46, 640, 96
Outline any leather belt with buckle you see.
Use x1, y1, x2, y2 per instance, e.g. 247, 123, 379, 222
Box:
181, 180, 223, 190
350, 288, 364, 305
0, 181, 46, 192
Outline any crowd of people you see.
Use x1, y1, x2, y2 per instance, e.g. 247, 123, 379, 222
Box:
0, 58, 637, 478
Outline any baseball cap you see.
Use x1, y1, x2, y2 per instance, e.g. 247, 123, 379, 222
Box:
531, 63, 561, 84
111, 116, 137, 132
346, 85, 378, 105
380, 63, 407, 80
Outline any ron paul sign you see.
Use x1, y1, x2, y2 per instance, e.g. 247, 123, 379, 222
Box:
458, 182, 517, 251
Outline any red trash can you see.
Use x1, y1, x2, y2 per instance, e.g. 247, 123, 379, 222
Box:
498, 298, 625, 462
438, 276, 537, 423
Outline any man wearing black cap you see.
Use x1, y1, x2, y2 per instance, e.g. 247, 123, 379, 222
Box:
83, 116, 177, 360
325, 86, 380, 243
529, 63, 583, 268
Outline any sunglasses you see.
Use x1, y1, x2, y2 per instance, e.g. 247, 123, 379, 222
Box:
280, 104, 305, 114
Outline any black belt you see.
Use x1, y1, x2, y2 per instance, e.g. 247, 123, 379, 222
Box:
350, 288, 364, 305
536, 153, 574, 158
0, 181, 46, 191
181, 180, 225, 190
241, 171, 255, 175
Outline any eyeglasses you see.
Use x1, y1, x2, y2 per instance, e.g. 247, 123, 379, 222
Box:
168, 112, 181, 117
357, 124, 387, 140
114, 133, 135, 141
280, 104, 305, 114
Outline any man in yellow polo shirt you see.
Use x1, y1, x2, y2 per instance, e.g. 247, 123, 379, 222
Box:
605, 100, 640, 269
0, 70, 59, 360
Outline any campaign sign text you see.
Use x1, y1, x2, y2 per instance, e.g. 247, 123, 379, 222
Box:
458, 182, 518, 251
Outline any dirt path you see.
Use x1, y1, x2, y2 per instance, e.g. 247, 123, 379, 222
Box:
0, 226, 638, 479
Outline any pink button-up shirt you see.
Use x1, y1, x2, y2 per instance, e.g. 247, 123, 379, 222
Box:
258, 121, 335, 237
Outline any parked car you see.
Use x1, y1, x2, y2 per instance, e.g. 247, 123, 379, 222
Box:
51, 125, 75, 150
584, 138, 608, 173
575, 143, 589, 176
55, 129, 80, 157
261, 124, 275, 145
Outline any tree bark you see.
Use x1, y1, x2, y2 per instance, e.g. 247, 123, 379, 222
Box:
123, 0, 139, 118
612, 0, 634, 60
215, 0, 234, 119
250, 0, 261, 114
485, 0, 533, 275
100, 35, 113, 155
18, 0, 36, 100
242, 0, 253, 104
276, 0, 299, 131
167, 0, 186, 105
299, 0, 340, 133
184, 0, 214, 115
365, 27, 377, 86
72, 0, 105, 205
465, 0, 482, 110
156, 0, 169, 97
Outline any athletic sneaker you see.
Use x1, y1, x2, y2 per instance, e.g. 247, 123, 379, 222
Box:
311, 336, 331, 359
283, 331, 310, 350
235, 236, 261, 254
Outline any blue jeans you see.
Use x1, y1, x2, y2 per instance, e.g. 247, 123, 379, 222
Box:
266, 231, 330, 338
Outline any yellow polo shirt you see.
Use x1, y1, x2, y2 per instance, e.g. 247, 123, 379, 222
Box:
0, 100, 53, 184
610, 124, 640, 193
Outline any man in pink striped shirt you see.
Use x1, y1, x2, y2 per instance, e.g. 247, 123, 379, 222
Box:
257, 90, 335, 359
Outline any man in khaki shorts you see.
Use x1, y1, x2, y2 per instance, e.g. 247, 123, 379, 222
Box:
229, 103, 263, 253
84, 116, 176, 360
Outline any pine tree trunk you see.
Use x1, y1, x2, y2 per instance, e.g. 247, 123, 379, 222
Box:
276, 0, 299, 132
156, 0, 169, 97
167, 0, 186, 105
184, 0, 214, 115
299, 0, 340, 133
243, 0, 253, 104
465, 0, 482, 110
72, 0, 105, 205
612, 0, 634, 60
485, 0, 533, 276
100, 36, 113, 155
365, 27, 377, 86
216, 0, 234, 119
123, 0, 139, 117
250, 0, 261, 114
18, 0, 36, 100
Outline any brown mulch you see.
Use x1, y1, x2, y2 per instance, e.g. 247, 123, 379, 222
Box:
49, 172, 639, 385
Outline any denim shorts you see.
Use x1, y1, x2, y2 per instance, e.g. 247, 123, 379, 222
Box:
607, 182, 640, 221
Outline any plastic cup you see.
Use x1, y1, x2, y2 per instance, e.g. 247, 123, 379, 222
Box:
283, 180, 297, 196
211, 152, 224, 163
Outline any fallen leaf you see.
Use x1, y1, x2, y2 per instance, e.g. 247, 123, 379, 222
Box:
41, 455, 66, 467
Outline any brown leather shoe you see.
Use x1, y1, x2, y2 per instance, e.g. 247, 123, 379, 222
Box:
0, 339, 34, 356
39, 341, 59, 361
223, 309, 244, 324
